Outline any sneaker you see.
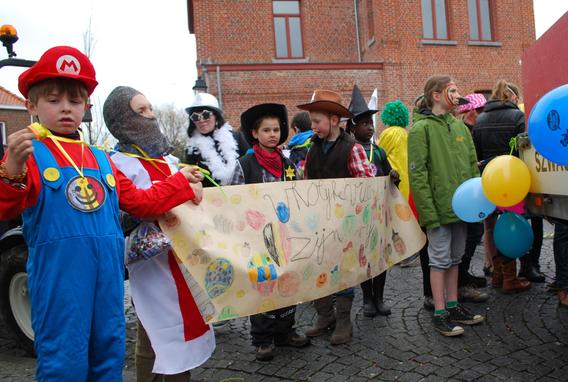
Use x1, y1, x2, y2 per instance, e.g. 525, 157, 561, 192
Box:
255, 343, 275, 361
400, 254, 420, 268
274, 331, 310, 348
423, 296, 434, 311
432, 312, 464, 337
458, 286, 489, 303
448, 304, 485, 325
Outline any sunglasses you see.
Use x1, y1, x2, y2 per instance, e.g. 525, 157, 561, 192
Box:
190, 110, 214, 122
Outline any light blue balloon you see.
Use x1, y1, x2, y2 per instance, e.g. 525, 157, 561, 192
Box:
451, 177, 496, 222
494, 212, 533, 259
528, 83, 568, 166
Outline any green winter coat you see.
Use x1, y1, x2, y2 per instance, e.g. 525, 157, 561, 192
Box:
408, 109, 479, 229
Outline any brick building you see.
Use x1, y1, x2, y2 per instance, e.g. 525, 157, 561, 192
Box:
0, 85, 29, 157
187, 0, 535, 129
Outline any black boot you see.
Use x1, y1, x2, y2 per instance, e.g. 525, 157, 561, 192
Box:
360, 280, 377, 317
373, 273, 391, 316
519, 257, 545, 283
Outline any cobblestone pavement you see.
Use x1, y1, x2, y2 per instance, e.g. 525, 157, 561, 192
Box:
1, 229, 567, 381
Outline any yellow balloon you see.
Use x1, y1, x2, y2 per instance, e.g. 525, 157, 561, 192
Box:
481, 155, 531, 207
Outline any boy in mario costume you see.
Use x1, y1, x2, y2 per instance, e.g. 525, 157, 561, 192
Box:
0, 46, 203, 381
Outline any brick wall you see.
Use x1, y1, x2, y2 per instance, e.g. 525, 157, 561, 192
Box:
0, 108, 31, 144
190, 0, 535, 131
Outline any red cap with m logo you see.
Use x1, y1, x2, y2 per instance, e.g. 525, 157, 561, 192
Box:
18, 46, 98, 97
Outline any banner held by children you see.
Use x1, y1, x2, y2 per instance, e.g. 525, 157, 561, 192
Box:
160, 177, 426, 323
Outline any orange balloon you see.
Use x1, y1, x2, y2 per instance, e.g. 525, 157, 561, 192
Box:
481, 155, 531, 207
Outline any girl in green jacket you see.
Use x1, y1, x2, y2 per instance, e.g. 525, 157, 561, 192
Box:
408, 75, 484, 337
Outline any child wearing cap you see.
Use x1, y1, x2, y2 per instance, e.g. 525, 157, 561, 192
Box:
230, 103, 310, 361
298, 89, 373, 345
104, 86, 215, 380
0, 46, 203, 381
345, 85, 398, 318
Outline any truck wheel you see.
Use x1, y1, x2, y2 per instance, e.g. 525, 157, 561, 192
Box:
0, 244, 35, 356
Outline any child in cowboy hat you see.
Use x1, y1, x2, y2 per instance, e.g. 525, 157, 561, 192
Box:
298, 89, 373, 345
230, 103, 310, 361
0, 46, 203, 381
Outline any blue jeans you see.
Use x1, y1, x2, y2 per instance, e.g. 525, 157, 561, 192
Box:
553, 223, 568, 291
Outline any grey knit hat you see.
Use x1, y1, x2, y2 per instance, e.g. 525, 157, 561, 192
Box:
103, 86, 172, 157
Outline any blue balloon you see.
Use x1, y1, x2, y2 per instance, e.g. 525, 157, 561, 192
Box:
494, 212, 533, 259
451, 177, 496, 222
528, 84, 568, 166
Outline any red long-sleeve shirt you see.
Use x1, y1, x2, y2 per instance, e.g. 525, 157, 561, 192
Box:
0, 139, 194, 221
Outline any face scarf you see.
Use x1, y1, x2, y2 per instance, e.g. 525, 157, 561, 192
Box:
253, 144, 283, 178
103, 86, 172, 158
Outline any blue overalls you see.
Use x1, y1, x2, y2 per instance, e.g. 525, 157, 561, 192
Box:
23, 141, 125, 381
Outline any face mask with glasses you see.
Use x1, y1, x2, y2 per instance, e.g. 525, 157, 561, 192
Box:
190, 110, 214, 122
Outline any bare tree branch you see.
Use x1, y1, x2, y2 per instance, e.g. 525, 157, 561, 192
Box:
154, 104, 188, 160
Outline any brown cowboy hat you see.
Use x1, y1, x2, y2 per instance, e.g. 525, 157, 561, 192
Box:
297, 89, 353, 118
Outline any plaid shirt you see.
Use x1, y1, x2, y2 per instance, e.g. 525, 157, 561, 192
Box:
348, 143, 374, 177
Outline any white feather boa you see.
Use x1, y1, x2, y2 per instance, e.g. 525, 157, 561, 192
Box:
186, 123, 239, 185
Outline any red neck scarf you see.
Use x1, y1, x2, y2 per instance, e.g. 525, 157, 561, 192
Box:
253, 144, 283, 178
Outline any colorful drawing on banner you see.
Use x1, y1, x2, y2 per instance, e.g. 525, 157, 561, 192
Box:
204, 258, 234, 299
392, 230, 406, 255
316, 272, 328, 288
213, 215, 234, 234
330, 265, 340, 286
246, 210, 266, 230
218, 306, 239, 321
335, 203, 344, 218
395, 204, 412, 221
161, 176, 426, 323
247, 253, 278, 295
275, 202, 290, 223
277, 271, 300, 297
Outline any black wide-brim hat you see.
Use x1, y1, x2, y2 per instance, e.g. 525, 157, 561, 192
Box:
240, 103, 289, 146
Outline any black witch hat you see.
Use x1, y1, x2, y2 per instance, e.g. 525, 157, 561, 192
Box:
348, 85, 378, 123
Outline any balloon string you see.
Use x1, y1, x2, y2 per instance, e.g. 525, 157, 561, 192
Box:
509, 137, 518, 155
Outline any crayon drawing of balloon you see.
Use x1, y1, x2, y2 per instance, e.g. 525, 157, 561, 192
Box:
276, 202, 290, 223
247, 253, 278, 295
230, 194, 242, 205
330, 265, 340, 286
392, 230, 407, 255
204, 258, 234, 299
394, 204, 412, 221
305, 214, 320, 231
277, 271, 301, 297
246, 210, 266, 231
335, 203, 344, 218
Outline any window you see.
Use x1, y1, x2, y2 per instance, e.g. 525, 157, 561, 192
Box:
468, 0, 493, 41
367, 0, 375, 41
0, 122, 6, 157
273, 1, 303, 58
421, 0, 448, 40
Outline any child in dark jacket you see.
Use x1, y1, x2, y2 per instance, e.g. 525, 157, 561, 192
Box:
346, 85, 399, 317
287, 111, 312, 176
230, 103, 310, 361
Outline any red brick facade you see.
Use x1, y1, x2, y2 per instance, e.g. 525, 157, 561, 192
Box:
0, 86, 29, 153
188, 0, 535, 129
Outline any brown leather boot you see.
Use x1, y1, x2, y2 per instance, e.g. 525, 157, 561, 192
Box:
559, 290, 568, 308
502, 260, 531, 294
491, 255, 503, 288
305, 295, 335, 337
330, 295, 353, 345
